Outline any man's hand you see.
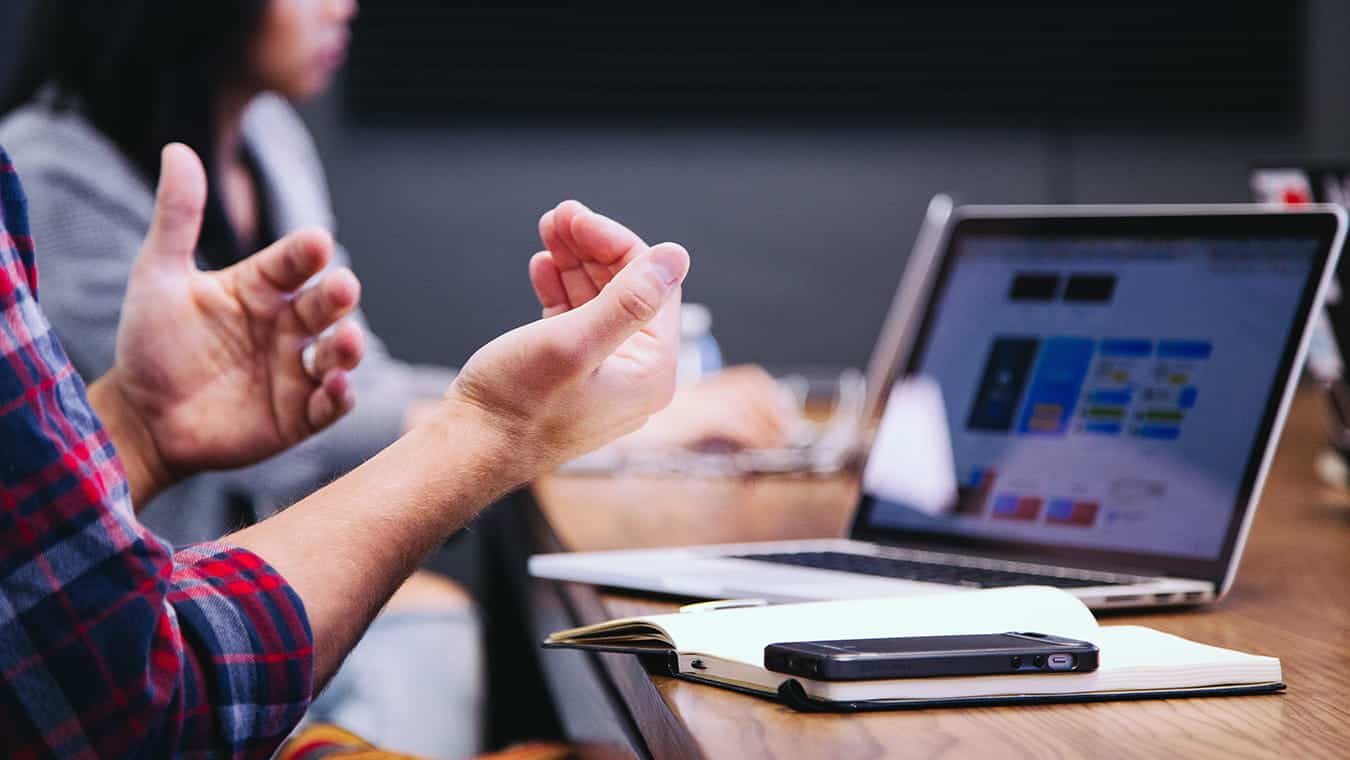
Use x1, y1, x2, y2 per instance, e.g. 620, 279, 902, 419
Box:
90, 144, 365, 505
230, 201, 688, 681
445, 200, 690, 479
624, 365, 801, 452
527, 203, 795, 454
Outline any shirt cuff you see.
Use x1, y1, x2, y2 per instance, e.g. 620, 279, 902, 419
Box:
167, 542, 314, 753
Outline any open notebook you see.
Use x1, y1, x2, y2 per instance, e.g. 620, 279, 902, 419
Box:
544, 587, 1283, 711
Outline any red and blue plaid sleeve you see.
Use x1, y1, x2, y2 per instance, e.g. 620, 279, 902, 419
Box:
0, 147, 314, 758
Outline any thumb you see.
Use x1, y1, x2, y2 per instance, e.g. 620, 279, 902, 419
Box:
558, 242, 690, 363
140, 143, 207, 271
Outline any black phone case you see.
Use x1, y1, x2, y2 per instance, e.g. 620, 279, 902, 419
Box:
764, 633, 1099, 681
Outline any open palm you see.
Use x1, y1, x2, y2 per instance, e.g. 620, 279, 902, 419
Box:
109, 144, 365, 477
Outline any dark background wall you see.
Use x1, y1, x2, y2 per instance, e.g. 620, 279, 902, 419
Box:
2, 2, 1348, 371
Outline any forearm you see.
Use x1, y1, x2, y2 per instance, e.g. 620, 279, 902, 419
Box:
87, 369, 175, 508
226, 399, 523, 685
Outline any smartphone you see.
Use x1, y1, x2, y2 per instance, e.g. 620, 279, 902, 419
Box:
763, 632, 1099, 681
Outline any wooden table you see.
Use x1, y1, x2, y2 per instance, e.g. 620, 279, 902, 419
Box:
523, 388, 1350, 759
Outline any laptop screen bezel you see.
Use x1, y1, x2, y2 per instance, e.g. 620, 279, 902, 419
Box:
849, 208, 1344, 584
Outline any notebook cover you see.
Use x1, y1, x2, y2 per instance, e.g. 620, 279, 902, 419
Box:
545, 640, 1287, 712
770, 678, 1287, 713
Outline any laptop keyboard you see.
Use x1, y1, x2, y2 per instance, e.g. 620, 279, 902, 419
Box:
731, 551, 1126, 589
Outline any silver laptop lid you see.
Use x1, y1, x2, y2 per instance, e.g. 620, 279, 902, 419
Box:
861, 194, 954, 424
850, 204, 1346, 591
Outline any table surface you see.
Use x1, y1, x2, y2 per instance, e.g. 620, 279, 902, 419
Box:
528, 387, 1350, 760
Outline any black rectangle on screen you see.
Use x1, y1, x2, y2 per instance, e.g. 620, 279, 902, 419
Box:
1009, 274, 1060, 302
1063, 274, 1116, 303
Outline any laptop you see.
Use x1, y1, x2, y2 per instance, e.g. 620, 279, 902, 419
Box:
531, 204, 1347, 609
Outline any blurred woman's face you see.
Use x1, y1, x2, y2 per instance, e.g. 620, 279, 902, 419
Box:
251, 0, 358, 100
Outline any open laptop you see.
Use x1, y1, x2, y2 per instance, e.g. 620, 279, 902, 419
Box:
531, 204, 1347, 609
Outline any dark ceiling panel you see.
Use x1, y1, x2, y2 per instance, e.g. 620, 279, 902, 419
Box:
344, 1, 1302, 126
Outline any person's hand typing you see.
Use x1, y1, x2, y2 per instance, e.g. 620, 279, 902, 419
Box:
443, 201, 690, 478
625, 365, 801, 452
90, 144, 365, 504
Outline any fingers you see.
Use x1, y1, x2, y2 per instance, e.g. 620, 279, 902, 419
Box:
299, 321, 363, 433
306, 367, 356, 432
739, 394, 793, 448
573, 211, 646, 307
721, 366, 799, 444
709, 395, 790, 450
291, 266, 360, 335
570, 210, 646, 267
674, 369, 793, 450
558, 255, 600, 308
528, 251, 569, 317
309, 320, 365, 378
229, 228, 336, 312
140, 143, 207, 271
555, 242, 690, 365
539, 201, 649, 309
705, 416, 780, 451
538, 200, 587, 269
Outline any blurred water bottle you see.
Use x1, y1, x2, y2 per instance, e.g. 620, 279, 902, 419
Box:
678, 303, 722, 385
1306, 311, 1344, 384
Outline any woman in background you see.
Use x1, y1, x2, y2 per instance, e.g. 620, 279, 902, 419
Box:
0, 1, 793, 756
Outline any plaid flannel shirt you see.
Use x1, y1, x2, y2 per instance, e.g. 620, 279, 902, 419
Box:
0, 146, 313, 758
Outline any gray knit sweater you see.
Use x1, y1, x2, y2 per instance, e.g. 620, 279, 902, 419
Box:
0, 91, 454, 544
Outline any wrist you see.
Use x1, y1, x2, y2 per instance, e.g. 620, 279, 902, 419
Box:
88, 367, 176, 507
415, 396, 534, 494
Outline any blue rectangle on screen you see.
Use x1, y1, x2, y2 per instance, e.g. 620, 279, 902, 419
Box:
1083, 422, 1123, 435
1136, 425, 1181, 440
967, 468, 985, 488
1087, 390, 1132, 406
1178, 386, 1198, 409
1047, 500, 1074, 520
992, 494, 1019, 514
1016, 337, 1095, 435
1099, 338, 1152, 357
966, 337, 1041, 432
1157, 341, 1213, 360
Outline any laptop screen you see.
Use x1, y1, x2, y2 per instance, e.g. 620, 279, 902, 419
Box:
853, 212, 1341, 581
